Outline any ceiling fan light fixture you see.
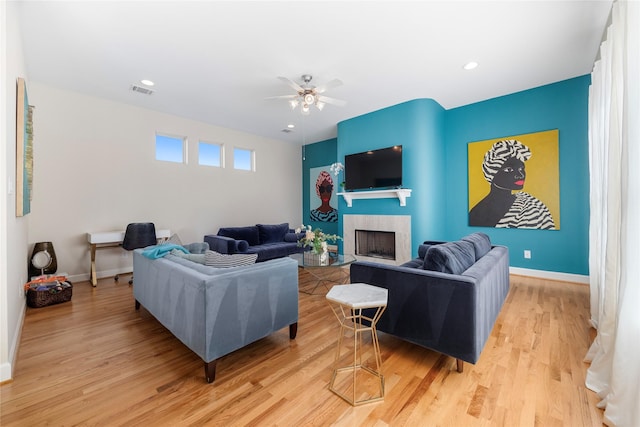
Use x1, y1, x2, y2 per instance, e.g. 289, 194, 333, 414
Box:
301, 104, 310, 115
303, 93, 315, 105
289, 99, 299, 109
316, 101, 325, 111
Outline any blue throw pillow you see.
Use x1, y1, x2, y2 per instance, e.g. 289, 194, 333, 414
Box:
218, 226, 260, 246
236, 240, 249, 252
257, 223, 289, 244
423, 240, 475, 275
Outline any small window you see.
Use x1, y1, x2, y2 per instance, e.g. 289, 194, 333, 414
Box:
155, 134, 185, 163
234, 147, 254, 171
199, 141, 223, 167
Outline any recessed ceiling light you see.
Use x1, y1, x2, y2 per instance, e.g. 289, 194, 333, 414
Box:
463, 61, 478, 70
140, 79, 155, 86
287, 124, 295, 129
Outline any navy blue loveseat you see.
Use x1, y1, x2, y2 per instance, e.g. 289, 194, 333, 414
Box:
350, 232, 510, 372
204, 223, 305, 262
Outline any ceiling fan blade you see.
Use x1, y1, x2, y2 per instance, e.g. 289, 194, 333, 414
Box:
277, 76, 304, 93
317, 95, 347, 106
264, 94, 299, 100
315, 78, 343, 94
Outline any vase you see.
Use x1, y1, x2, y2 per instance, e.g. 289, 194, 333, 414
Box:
304, 250, 329, 266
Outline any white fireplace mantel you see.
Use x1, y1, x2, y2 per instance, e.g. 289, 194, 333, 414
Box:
337, 188, 412, 207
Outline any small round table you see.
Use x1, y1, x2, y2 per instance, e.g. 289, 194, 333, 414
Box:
325, 283, 388, 406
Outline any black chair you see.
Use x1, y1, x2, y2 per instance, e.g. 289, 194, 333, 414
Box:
114, 223, 157, 285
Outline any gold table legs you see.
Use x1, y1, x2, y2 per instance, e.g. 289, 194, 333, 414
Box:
327, 295, 387, 406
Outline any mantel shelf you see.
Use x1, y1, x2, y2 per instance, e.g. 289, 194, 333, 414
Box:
337, 189, 413, 207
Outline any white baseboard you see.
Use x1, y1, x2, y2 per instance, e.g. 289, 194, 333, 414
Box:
1, 302, 26, 382
67, 267, 131, 284
509, 267, 589, 284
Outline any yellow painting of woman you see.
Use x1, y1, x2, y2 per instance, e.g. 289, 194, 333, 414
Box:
468, 130, 560, 230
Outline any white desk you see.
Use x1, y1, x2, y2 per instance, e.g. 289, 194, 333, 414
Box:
87, 229, 170, 286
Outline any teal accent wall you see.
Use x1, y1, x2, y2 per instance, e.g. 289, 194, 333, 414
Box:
301, 75, 591, 275
446, 76, 591, 274
336, 99, 446, 254
301, 138, 339, 236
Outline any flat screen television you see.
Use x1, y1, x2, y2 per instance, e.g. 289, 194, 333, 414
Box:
344, 145, 403, 191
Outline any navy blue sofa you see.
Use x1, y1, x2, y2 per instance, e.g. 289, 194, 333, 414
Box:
350, 232, 509, 372
204, 223, 305, 262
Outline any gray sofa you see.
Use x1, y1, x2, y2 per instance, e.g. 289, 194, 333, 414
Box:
132, 249, 299, 383
350, 232, 509, 372
204, 223, 305, 262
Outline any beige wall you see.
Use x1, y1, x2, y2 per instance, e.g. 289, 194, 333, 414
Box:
26, 83, 302, 282
1, 0, 31, 382
2, 6, 301, 381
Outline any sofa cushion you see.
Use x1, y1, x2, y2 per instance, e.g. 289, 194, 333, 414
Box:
423, 240, 476, 275
204, 250, 258, 268
218, 226, 260, 246
244, 242, 299, 262
461, 232, 492, 260
284, 232, 304, 243
401, 258, 424, 269
257, 223, 289, 244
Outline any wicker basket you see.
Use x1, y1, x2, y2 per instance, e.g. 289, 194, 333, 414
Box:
26, 281, 72, 308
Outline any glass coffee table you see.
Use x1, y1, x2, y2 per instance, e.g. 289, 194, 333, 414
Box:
290, 252, 357, 295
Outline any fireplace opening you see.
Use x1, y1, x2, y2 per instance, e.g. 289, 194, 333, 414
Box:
355, 229, 396, 260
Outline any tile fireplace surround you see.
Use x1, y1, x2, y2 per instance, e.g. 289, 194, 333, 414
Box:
343, 215, 412, 265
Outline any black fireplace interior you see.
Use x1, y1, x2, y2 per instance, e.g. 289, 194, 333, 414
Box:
355, 229, 396, 260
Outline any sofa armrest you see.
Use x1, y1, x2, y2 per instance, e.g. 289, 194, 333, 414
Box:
204, 235, 249, 254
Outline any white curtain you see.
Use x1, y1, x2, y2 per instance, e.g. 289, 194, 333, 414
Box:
585, 1, 640, 426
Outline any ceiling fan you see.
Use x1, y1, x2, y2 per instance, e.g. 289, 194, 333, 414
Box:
266, 74, 346, 115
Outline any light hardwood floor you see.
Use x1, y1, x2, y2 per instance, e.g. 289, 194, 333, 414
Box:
1, 270, 603, 426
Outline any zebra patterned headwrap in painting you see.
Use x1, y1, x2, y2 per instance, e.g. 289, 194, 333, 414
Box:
482, 140, 532, 183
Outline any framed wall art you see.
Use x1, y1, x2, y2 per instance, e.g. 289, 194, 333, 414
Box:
309, 165, 338, 223
468, 129, 560, 230
16, 77, 34, 217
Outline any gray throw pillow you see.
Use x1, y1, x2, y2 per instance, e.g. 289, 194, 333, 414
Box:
461, 232, 491, 260
170, 249, 206, 264
423, 240, 475, 275
183, 242, 210, 254
162, 233, 183, 245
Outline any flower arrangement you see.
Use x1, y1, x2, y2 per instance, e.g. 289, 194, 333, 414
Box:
295, 224, 342, 254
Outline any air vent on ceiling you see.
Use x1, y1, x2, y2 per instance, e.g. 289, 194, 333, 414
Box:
130, 85, 154, 95
281, 128, 294, 133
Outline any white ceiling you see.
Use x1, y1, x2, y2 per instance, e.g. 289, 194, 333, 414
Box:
16, 0, 613, 145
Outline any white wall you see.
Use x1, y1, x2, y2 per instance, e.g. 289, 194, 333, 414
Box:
26, 83, 302, 282
1, 1, 30, 382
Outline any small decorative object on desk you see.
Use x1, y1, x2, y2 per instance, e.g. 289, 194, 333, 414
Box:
296, 224, 342, 266
24, 275, 72, 308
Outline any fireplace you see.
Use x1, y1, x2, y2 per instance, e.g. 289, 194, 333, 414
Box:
355, 230, 395, 260
343, 215, 411, 265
